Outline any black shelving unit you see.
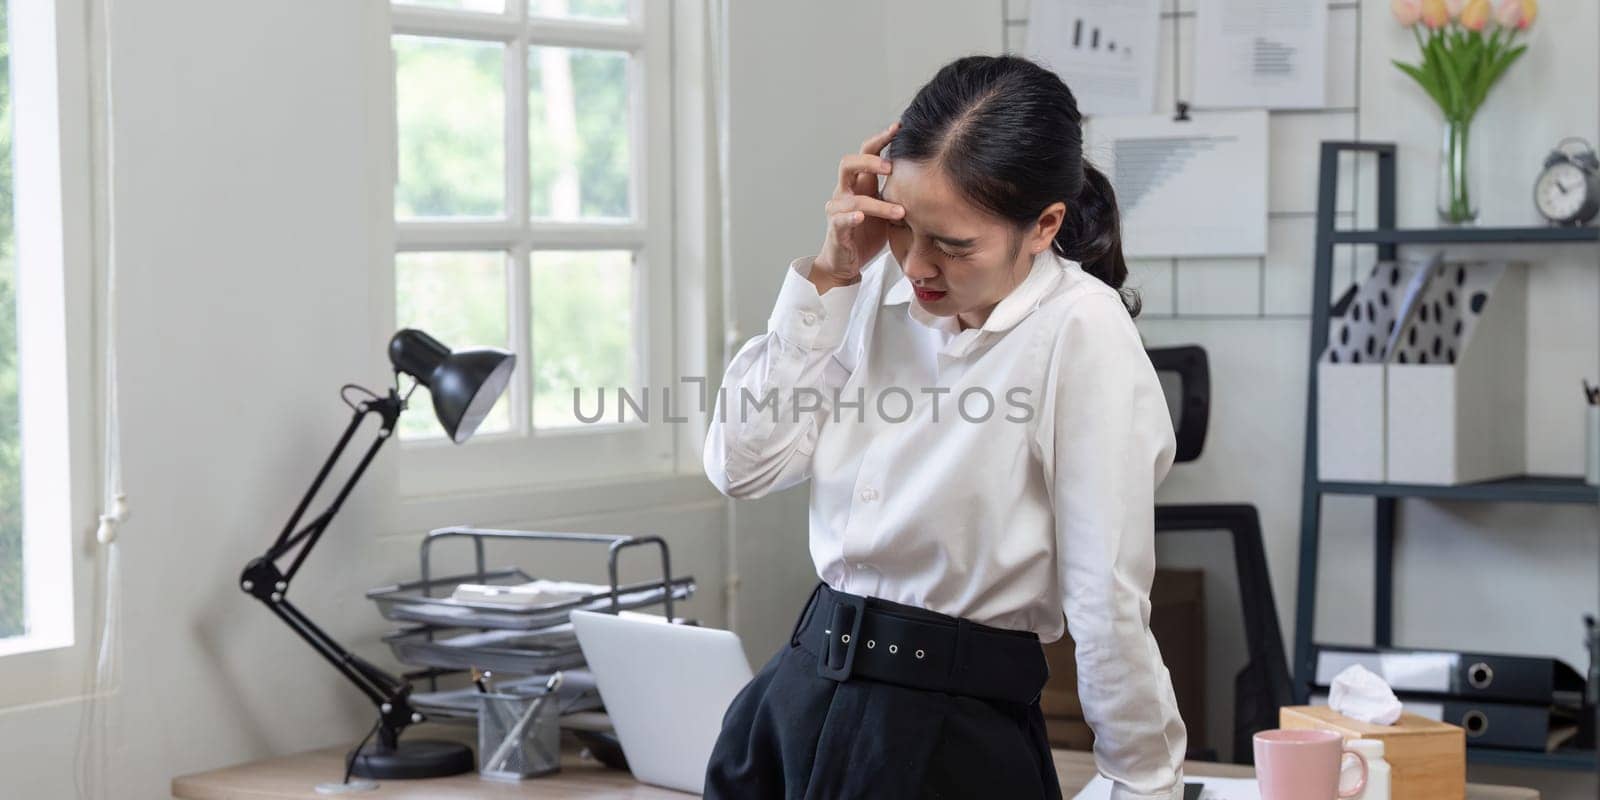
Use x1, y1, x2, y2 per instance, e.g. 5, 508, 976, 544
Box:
1293, 141, 1600, 773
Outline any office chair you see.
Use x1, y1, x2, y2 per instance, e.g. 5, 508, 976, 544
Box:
1148, 345, 1294, 765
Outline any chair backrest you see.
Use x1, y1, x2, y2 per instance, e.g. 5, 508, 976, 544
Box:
1147, 345, 1210, 464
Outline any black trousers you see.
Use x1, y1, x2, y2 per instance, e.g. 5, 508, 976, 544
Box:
703, 582, 1064, 800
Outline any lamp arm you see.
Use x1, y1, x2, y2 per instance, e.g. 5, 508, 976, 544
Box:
239, 386, 424, 746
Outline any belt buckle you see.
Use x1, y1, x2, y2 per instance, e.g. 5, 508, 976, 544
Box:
815, 592, 866, 682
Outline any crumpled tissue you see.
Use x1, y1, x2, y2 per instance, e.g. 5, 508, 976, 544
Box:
1328, 663, 1403, 725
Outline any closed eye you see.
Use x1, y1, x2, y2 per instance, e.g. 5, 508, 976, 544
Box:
887, 219, 969, 258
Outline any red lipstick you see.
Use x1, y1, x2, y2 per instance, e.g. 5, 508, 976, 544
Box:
913, 286, 947, 302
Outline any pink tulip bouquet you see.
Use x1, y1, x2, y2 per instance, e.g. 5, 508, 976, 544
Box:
1391, 0, 1538, 223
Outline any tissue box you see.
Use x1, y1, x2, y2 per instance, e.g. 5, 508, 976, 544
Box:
1280, 705, 1465, 800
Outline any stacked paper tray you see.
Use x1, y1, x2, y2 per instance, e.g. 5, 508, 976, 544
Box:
386, 624, 591, 675
369, 525, 696, 728
367, 568, 697, 631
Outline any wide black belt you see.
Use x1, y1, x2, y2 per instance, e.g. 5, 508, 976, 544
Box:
789, 581, 1050, 706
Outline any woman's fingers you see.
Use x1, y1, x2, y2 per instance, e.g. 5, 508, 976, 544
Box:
829, 210, 864, 233
826, 193, 904, 221
837, 153, 892, 194
860, 121, 900, 155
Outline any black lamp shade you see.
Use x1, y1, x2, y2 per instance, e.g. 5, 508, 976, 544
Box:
388, 329, 516, 444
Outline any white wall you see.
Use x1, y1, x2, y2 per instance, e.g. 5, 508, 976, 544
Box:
0, 2, 726, 797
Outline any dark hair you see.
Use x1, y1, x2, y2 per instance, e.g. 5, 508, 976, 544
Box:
892, 55, 1137, 316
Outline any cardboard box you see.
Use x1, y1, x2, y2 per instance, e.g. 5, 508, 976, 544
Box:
1042, 569, 1205, 752
1317, 255, 1436, 482
1280, 705, 1466, 800
1318, 362, 1388, 481
1385, 261, 1528, 485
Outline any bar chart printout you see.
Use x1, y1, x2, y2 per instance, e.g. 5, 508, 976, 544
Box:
1024, 0, 1161, 117
1194, 0, 1328, 109
1084, 111, 1268, 258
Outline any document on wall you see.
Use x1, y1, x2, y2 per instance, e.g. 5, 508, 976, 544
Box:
1084, 110, 1268, 258
1194, 0, 1328, 109
1024, 0, 1161, 117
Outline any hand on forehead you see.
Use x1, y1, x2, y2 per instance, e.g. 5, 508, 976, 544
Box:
881, 160, 991, 250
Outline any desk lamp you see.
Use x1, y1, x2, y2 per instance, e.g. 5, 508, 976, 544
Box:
239, 329, 514, 779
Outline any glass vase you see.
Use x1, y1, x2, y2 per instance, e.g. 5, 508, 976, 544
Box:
1436, 116, 1478, 225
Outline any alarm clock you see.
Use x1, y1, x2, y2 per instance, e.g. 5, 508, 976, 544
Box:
1534, 137, 1600, 226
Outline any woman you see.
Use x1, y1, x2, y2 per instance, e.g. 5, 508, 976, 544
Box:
701, 55, 1186, 800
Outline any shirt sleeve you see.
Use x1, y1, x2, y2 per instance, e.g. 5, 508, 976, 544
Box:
702, 255, 862, 498
1033, 291, 1187, 800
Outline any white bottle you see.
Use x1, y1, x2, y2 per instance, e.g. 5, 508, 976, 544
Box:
1344, 738, 1391, 800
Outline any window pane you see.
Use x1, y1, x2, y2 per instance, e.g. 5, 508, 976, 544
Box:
396, 252, 513, 440
529, 0, 628, 23
529, 47, 631, 220
394, 0, 505, 12
394, 36, 505, 219
531, 251, 636, 427
0, 2, 19, 640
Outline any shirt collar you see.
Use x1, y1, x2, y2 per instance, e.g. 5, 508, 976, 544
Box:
882, 247, 1067, 335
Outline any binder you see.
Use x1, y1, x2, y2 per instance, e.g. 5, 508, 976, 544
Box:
1311, 693, 1581, 752
1313, 645, 1585, 706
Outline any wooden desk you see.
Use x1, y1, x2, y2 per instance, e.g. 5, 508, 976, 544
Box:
173, 740, 1541, 799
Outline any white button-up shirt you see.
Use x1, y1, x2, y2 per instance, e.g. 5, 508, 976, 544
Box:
704, 247, 1187, 800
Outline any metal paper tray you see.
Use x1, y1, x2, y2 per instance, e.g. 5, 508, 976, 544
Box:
386, 625, 590, 675
368, 569, 696, 631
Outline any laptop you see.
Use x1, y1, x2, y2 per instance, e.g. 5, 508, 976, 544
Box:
570, 609, 753, 794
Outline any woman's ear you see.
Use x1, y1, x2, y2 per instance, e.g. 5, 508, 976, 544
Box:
1029, 201, 1066, 254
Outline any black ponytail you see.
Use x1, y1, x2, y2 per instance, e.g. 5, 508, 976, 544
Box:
893, 55, 1138, 317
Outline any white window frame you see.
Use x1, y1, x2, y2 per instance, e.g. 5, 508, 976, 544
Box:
382, 0, 679, 498
0, 0, 97, 709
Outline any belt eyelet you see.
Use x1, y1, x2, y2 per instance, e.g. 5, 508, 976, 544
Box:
866, 639, 875, 649
841, 634, 850, 644
915, 649, 925, 660
888, 644, 898, 654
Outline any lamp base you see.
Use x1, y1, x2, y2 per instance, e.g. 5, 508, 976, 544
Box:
348, 738, 474, 780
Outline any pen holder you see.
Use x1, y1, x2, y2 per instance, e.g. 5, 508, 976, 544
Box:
477, 690, 561, 780
1587, 405, 1600, 487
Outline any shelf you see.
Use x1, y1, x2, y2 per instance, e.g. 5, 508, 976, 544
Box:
1467, 747, 1596, 771
1295, 145, 1600, 789
1331, 226, 1600, 245
1318, 475, 1599, 505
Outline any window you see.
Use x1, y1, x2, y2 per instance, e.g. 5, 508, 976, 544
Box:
0, 0, 91, 672
0, 0, 19, 642
388, 0, 677, 495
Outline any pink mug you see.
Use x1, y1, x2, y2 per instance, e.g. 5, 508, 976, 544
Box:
1253, 729, 1368, 800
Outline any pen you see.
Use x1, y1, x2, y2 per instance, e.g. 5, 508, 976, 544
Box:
484, 672, 563, 774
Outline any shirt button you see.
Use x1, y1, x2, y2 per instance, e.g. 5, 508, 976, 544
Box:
859, 487, 878, 502
801, 311, 818, 326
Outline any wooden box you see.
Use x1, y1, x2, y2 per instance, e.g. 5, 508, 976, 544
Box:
1280, 705, 1465, 800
